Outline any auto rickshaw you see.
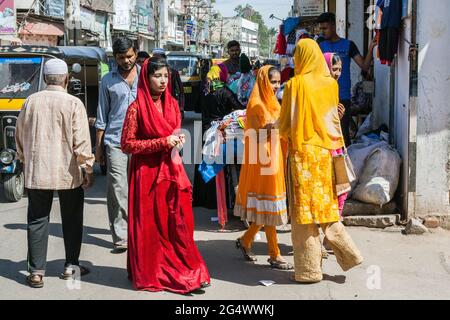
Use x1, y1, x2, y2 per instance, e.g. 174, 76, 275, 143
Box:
166, 52, 210, 113
0, 45, 109, 202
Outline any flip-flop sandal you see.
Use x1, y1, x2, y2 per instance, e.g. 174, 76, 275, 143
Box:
26, 274, 44, 288
60, 266, 90, 280
268, 258, 294, 270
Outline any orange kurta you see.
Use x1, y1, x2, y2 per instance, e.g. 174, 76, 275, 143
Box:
234, 66, 287, 226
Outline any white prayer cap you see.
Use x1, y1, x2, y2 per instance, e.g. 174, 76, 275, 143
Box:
44, 58, 68, 75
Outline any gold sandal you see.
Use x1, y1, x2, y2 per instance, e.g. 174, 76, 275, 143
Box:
268, 258, 294, 270
235, 239, 257, 262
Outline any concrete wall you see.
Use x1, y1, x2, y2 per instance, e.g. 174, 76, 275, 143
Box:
335, 0, 347, 38
15, 0, 35, 10
373, 61, 391, 129
347, 0, 365, 92
414, 0, 450, 217
159, 0, 169, 47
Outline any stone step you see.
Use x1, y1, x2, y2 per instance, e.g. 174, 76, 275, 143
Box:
343, 214, 400, 229
343, 200, 398, 217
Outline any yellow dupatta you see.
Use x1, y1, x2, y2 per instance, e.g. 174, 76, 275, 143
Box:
207, 65, 221, 81
246, 65, 281, 129
278, 39, 344, 151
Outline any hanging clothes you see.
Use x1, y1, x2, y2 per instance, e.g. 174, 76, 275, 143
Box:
377, 0, 403, 65
193, 66, 244, 210
296, 29, 310, 43
286, 30, 298, 56
274, 25, 287, 55
281, 67, 295, 85
282, 17, 301, 36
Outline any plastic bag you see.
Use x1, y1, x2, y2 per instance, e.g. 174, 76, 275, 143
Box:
347, 140, 389, 191
352, 146, 401, 206
355, 113, 373, 139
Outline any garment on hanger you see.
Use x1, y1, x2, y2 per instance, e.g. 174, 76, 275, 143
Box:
274, 25, 287, 55
377, 0, 403, 65
286, 30, 298, 56
282, 17, 301, 36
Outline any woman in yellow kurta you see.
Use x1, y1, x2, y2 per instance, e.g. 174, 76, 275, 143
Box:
234, 65, 292, 270
278, 39, 363, 283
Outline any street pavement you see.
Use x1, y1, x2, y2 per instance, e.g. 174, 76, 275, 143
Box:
0, 112, 450, 300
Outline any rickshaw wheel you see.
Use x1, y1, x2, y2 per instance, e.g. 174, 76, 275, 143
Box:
4, 172, 25, 202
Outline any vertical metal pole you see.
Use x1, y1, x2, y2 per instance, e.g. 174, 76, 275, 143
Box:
407, 0, 418, 219
83, 60, 87, 108
65, 0, 72, 45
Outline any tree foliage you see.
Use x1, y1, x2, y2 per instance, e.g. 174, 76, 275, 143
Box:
234, 4, 276, 57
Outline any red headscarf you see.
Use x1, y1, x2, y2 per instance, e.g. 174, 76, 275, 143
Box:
134, 59, 191, 190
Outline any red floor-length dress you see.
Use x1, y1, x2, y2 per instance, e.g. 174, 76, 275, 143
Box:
121, 60, 210, 294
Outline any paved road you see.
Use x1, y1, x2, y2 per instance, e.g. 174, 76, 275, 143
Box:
1, 112, 450, 300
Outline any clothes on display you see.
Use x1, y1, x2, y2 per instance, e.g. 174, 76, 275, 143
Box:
376, 0, 403, 65
274, 25, 287, 55
193, 66, 244, 210
198, 110, 246, 228
282, 17, 301, 36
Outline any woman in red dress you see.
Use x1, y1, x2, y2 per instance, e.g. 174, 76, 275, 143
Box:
121, 56, 210, 294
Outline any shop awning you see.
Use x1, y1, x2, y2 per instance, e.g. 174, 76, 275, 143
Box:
81, 0, 114, 13
139, 33, 155, 41
166, 41, 184, 48
0, 35, 23, 45
19, 21, 64, 36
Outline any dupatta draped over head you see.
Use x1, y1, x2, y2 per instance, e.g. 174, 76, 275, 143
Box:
234, 65, 287, 226
134, 59, 191, 191
323, 52, 336, 71
126, 60, 210, 294
278, 39, 344, 151
246, 65, 281, 129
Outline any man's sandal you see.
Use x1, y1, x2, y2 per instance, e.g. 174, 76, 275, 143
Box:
26, 274, 44, 288
60, 266, 90, 280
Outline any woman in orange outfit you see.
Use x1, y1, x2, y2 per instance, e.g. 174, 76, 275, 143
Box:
234, 65, 293, 270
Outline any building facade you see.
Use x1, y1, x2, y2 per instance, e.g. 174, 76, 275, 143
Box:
216, 17, 259, 59
2, 0, 217, 54
292, 0, 450, 224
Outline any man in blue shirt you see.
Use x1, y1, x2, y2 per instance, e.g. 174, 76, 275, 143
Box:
95, 38, 140, 253
317, 13, 377, 146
